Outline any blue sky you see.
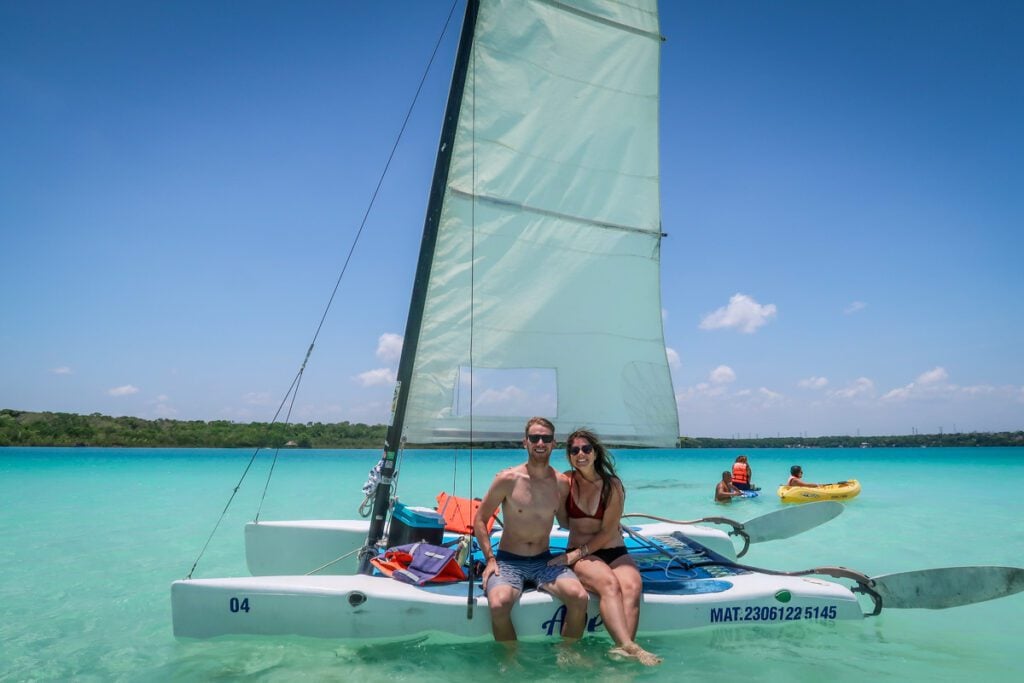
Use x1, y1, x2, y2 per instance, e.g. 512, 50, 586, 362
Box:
2, 1, 1021, 438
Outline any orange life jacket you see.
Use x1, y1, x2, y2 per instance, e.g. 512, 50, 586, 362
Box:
732, 462, 750, 485
436, 492, 498, 534
370, 543, 466, 585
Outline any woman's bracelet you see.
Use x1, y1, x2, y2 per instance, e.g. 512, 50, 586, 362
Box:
579, 544, 590, 558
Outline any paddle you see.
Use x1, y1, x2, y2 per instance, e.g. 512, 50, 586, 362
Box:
622, 501, 843, 557
742, 501, 843, 543
870, 566, 1024, 610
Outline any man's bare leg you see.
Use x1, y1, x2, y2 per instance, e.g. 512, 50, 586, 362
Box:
544, 576, 590, 640
486, 584, 520, 642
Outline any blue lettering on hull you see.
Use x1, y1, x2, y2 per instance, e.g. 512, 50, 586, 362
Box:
541, 605, 604, 636
710, 605, 839, 623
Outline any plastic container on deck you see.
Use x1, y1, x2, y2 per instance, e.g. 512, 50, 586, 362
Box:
388, 502, 445, 547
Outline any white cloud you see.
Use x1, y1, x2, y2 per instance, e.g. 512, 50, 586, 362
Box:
665, 347, 681, 370
917, 367, 948, 385
709, 365, 736, 384
242, 391, 272, 406
844, 301, 867, 315
881, 386, 911, 401
882, 367, 952, 401
376, 333, 403, 363
153, 402, 178, 418
108, 385, 139, 397
50, 366, 72, 375
699, 293, 777, 334
356, 368, 396, 387
799, 376, 828, 389
829, 377, 874, 399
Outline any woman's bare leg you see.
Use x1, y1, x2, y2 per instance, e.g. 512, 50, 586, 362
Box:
573, 557, 661, 665
611, 557, 644, 639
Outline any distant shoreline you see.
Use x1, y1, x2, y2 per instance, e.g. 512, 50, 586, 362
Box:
677, 433, 1024, 449
1, 409, 1021, 449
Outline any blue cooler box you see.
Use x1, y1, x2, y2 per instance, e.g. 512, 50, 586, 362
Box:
388, 502, 446, 546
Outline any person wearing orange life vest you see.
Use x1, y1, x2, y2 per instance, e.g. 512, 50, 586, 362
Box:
731, 454, 759, 491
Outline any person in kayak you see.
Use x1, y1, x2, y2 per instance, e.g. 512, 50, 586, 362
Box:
787, 465, 820, 487
715, 470, 745, 503
548, 428, 662, 666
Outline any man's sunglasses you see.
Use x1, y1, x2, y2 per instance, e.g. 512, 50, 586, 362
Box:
527, 434, 554, 444
570, 445, 593, 455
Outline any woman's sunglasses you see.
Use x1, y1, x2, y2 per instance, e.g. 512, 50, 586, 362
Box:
570, 445, 593, 455
527, 434, 554, 444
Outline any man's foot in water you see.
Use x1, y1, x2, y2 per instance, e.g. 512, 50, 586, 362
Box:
555, 640, 592, 668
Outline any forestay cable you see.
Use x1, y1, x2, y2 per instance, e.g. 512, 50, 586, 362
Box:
183, 1, 462, 578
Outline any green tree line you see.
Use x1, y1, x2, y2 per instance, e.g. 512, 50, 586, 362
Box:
678, 432, 1024, 449
2, 409, 1020, 449
0, 409, 386, 448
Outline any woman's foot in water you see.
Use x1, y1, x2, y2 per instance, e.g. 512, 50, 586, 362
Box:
608, 643, 662, 666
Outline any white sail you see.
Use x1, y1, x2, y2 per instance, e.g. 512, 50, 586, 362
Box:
404, 0, 677, 446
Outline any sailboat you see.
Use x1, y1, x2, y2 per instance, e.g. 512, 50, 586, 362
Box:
171, 0, 1023, 641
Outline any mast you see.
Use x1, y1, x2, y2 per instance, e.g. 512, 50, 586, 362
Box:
357, 0, 480, 575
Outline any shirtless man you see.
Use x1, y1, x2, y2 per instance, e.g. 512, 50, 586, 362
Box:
787, 465, 819, 487
473, 417, 590, 642
715, 470, 744, 503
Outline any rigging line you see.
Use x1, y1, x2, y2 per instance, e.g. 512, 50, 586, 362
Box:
305, 546, 363, 575
451, 445, 458, 497
254, 363, 309, 522
187, 3, 462, 576
468, 3, 476, 507
393, 437, 407, 499
466, 18, 478, 619
183, 366, 305, 578
307, 0, 462, 349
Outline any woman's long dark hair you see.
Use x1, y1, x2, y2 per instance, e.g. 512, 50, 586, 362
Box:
565, 428, 620, 507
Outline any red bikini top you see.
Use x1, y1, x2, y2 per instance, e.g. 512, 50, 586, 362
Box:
567, 473, 606, 520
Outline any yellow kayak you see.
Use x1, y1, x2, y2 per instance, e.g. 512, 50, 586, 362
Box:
777, 479, 861, 504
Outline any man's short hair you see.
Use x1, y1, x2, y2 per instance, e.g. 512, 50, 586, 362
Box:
524, 416, 555, 437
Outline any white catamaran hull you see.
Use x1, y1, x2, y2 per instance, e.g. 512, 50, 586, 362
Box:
172, 570, 863, 641
244, 521, 740, 576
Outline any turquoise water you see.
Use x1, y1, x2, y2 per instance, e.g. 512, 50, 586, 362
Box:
2, 446, 1022, 681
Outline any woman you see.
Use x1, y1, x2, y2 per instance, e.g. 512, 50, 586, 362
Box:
731, 454, 758, 491
549, 428, 661, 666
